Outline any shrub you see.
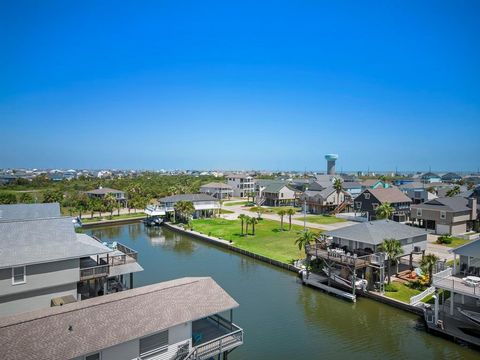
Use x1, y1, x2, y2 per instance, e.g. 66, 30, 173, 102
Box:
437, 234, 453, 244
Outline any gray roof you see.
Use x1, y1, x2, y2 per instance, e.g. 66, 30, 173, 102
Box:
341, 181, 362, 189
0, 277, 238, 360
451, 239, 480, 259
199, 182, 234, 190
397, 182, 426, 190
256, 180, 291, 193
86, 187, 124, 195
325, 220, 427, 245
159, 193, 218, 203
412, 196, 471, 212
0, 217, 111, 268
0, 203, 60, 221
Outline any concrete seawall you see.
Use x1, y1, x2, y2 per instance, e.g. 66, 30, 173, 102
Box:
81, 216, 146, 229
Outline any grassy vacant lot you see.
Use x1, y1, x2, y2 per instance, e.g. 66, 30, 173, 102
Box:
302, 215, 346, 225
224, 201, 250, 207
438, 237, 471, 248
81, 212, 146, 223
191, 218, 321, 263
383, 282, 422, 303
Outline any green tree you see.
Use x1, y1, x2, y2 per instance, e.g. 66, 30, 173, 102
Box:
104, 193, 117, 218
420, 253, 440, 286
333, 178, 343, 203
18, 192, 34, 203
248, 216, 258, 235
378, 238, 404, 284
250, 206, 266, 219
42, 189, 63, 203
295, 230, 317, 251
174, 200, 195, 223
286, 208, 296, 230
244, 216, 251, 235
0, 192, 17, 204
376, 202, 394, 220
238, 214, 247, 235
446, 186, 461, 197
277, 209, 287, 231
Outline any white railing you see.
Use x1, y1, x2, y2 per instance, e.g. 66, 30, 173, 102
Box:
433, 267, 452, 280
409, 286, 435, 305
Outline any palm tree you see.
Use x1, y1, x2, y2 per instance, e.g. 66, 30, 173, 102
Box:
333, 178, 343, 204
277, 209, 287, 231
286, 208, 296, 230
104, 194, 117, 218
244, 216, 251, 235
378, 238, 404, 284
295, 230, 317, 251
376, 202, 394, 220
446, 186, 461, 197
248, 216, 258, 235
421, 253, 439, 285
238, 214, 246, 236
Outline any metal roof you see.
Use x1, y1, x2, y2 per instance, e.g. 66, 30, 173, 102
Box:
0, 217, 111, 268
0, 277, 238, 360
451, 238, 480, 259
0, 203, 60, 221
325, 220, 427, 245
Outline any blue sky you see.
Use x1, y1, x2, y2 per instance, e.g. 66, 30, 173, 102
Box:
1, 1, 479, 172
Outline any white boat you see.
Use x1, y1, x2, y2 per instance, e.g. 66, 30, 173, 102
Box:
458, 308, 480, 326
322, 267, 368, 290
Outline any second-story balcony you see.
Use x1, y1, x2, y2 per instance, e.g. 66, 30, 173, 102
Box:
433, 268, 480, 299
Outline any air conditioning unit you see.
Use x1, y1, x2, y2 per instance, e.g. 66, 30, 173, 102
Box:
414, 246, 421, 252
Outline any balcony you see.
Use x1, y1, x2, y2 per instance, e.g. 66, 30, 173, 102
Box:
305, 243, 384, 269
433, 268, 480, 299
185, 315, 243, 360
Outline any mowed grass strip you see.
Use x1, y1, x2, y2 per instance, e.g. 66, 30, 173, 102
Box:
302, 215, 346, 224
191, 218, 321, 263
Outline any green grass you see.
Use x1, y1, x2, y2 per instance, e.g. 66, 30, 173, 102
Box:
438, 237, 471, 248
224, 201, 249, 207
219, 209, 234, 214
248, 206, 299, 214
302, 215, 346, 225
383, 282, 422, 303
81, 212, 146, 223
191, 218, 321, 263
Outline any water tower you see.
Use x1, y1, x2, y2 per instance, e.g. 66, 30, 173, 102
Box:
325, 154, 338, 175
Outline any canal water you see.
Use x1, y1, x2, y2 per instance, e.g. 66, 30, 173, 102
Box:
87, 223, 478, 360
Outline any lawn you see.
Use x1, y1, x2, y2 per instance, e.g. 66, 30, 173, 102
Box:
224, 201, 250, 207
191, 218, 321, 263
81, 212, 146, 223
383, 282, 422, 303
438, 237, 471, 248
248, 206, 299, 213
302, 215, 346, 225
219, 209, 234, 214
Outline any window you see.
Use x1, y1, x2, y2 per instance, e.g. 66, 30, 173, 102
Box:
85, 353, 101, 360
12, 266, 26, 285
372, 203, 379, 210
355, 202, 361, 209
140, 330, 169, 359
440, 211, 446, 220
416, 209, 422, 217
364, 193, 370, 199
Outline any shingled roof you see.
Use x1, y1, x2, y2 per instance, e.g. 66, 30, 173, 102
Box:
368, 188, 412, 204
159, 193, 218, 203
411, 196, 471, 212
0, 277, 238, 360
0, 203, 60, 221
200, 182, 234, 189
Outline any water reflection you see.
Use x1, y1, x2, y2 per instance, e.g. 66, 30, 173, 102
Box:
145, 226, 196, 255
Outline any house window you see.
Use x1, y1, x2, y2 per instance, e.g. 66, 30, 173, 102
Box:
355, 202, 361, 209
416, 209, 422, 217
140, 330, 169, 359
440, 211, 446, 220
85, 353, 101, 360
12, 266, 26, 285
364, 193, 370, 199
372, 203, 379, 210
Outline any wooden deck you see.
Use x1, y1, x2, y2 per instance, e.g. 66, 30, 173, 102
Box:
306, 245, 378, 269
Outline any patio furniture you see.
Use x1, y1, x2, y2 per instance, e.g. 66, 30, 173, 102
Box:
462, 276, 480, 287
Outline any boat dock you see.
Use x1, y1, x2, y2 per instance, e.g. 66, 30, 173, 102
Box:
300, 271, 357, 302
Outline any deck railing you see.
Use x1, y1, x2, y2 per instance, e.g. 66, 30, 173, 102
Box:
410, 286, 435, 305
305, 243, 383, 268
433, 267, 480, 297
79, 264, 109, 280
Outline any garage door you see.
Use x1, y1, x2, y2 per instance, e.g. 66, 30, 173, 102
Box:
436, 224, 450, 235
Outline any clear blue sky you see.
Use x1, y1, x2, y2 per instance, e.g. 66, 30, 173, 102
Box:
1, 1, 479, 172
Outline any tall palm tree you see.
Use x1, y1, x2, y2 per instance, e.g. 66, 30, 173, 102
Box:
277, 209, 287, 231
244, 216, 251, 235
238, 214, 246, 236
378, 238, 404, 284
248, 216, 258, 235
286, 208, 296, 230
104, 193, 117, 217
333, 178, 343, 204
376, 202, 394, 220
421, 253, 439, 285
295, 230, 317, 251
446, 186, 461, 197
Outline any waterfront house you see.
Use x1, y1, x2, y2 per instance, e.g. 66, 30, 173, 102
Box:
255, 179, 297, 206
299, 187, 350, 214
199, 182, 234, 200
0, 204, 142, 316
151, 193, 220, 218
410, 196, 477, 235
354, 188, 412, 221
226, 174, 255, 197
86, 187, 127, 206
0, 277, 243, 360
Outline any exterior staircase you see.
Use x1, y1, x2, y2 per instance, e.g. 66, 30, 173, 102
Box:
331, 200, 350, 215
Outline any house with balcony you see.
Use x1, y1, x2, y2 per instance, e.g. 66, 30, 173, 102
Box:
354, 188, 412, 221
147, 194, 220, 219
0, 277, 243, 360
0, 204, 142, 316
398, 182, 438, 204
86, 187, 127, 206
421, 172, 442, 184
199, 182, 234, 199
255, 180, 297, 207
410, 196, 478, 235
299, 187, 350, 214
441, 172, 462, 183
226, 174, 255, 197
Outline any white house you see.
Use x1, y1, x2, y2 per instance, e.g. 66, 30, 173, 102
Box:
226, 174, 255, 197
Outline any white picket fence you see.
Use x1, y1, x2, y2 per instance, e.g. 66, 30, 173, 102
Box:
409, 286, 435, 305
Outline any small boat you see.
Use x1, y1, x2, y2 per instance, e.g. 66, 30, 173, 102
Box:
458, 308, 480, 327
144, 216, 163, 227
322, 267, 368, 290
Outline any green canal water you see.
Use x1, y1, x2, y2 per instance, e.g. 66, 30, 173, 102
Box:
87, 223, 478, 360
